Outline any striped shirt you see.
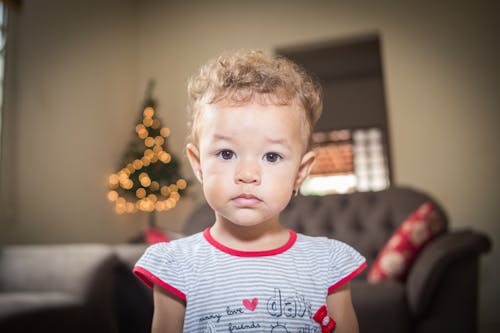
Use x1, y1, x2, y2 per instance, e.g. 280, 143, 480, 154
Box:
134, 228, 366, 333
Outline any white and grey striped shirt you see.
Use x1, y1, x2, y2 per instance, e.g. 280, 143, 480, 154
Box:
134, 228, 366, 333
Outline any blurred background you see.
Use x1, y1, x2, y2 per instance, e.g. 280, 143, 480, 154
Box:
0, 0, 498, 330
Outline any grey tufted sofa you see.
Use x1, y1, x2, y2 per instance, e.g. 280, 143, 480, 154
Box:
183, 185, 492, 333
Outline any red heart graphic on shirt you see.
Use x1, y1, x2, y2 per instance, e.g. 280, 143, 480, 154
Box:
242, 298, 258, 311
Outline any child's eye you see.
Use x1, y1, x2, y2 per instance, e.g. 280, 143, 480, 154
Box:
263, 152, 282, 163
217, 150, 236, 160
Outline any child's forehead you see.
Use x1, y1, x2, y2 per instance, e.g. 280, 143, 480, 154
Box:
200, 100, 304, 129
196, 100, 309, 149
205, 94, 303, 116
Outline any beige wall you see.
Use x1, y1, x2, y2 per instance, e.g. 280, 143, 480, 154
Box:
1, 0, 498, 328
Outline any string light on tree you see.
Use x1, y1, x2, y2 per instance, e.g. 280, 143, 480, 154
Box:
107, 80, 187, 227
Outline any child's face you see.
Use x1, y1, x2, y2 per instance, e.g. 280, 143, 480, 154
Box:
186, 100, 315, 229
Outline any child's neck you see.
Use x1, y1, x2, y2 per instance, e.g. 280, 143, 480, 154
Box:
210, 219, 290, 252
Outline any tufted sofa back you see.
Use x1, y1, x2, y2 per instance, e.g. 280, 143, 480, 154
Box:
183, 186, 448, 277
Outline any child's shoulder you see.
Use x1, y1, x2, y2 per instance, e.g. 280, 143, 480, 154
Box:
143, 231, 205, 257
295, 232, 365, 262
295, 232, 348, 249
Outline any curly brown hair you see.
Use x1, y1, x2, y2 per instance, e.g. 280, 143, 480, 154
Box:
187, 49, 323, 148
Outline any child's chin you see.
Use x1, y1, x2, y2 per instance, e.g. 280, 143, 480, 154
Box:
225, 213, 277, 228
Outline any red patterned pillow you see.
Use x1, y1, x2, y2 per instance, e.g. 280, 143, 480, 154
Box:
367, 202, 444, 283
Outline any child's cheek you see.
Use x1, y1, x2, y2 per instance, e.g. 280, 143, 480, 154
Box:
262, 168, 295, 195
204, 159, 233, 180
201, 160, 234, 194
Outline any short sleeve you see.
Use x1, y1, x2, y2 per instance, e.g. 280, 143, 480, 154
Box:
133, 242, 187, 301
327, 240, 367, 294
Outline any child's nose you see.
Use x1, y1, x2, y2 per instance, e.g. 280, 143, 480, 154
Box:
235, 159, 261, 184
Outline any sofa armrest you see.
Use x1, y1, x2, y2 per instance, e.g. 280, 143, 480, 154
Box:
0, 244, 115, 299
406, 229, 491, 316
0, 244, 117, 332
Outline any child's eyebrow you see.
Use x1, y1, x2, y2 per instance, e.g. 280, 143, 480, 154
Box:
211, 134, 292, 150
265, 137, 293, 152
212, 134, 233, 141
266, 137, 289, 145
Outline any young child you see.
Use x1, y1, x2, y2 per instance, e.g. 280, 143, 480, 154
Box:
134, 50, 366, 333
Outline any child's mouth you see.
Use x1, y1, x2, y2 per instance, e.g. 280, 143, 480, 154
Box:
232, 194, 261, 207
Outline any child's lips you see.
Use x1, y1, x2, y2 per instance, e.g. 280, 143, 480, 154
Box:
232, 194, 261, 207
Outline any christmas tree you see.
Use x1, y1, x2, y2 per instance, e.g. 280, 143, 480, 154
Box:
107, 80, 187, 228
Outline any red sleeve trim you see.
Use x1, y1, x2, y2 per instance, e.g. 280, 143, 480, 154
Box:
133, 266, 187, 301
327, 262, 367, 294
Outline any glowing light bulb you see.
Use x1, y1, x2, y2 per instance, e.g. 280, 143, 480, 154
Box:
144, 137, 155, 147
126, 202, 135, 213
143, 107, 154, 118
148, 194, 158, 203
135, 124, 146, 133
170, 191, 180, 201
155, 136, 165, 146
143, 118, 153, 127
119, 179, 128, 189
176, 179, 187, 190
160, 127, 170, 137
108, 179, 119, 189
140, 176, 151, 187
150, 181, 160, 191
133, 159, 143, 170
107, 191, 119, 202
123, 180, 134, 190
167, 198, 177, 208
136, 188, 146, 198
165, 200, 173, 210
159, 152, 171, 163
144, 149, 154, 158
138, 129, 148, 139
141, 156, 151, 167
161, 186, 170, 196
115, 205, 125, 214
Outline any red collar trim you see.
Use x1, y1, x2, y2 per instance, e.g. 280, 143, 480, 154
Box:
203, 228, 297, 257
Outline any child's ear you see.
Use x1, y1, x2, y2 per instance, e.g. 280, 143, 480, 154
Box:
186, 143, 203, 183
294, 150, 316, 190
